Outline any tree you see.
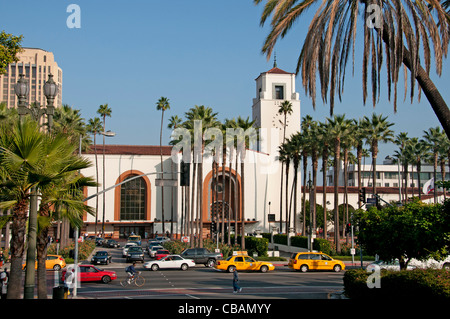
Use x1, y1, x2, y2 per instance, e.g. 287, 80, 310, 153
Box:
86, 117, 103, 234
356, 199, 450, 270
97, 103, 112, 237
167, 115, 181, 238
423, 126, 446, 202
156, 97, 170, 235
254, 0, 450, 139
327, 114, 352, 253
0, 30, 23, 75
363, 113, 394, 196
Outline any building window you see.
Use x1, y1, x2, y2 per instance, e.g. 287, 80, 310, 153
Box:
120, 175, 146, 220
275, 85, 284, 99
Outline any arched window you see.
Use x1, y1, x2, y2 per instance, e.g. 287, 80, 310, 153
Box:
120, 175, 146, 220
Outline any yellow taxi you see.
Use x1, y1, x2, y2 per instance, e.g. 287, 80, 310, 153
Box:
215, 251, 275, 273
22, 255, 66, 271
288, 252, 345, 272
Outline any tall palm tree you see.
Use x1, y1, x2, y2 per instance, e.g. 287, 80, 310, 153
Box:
97, 103, 112, 237
303, 116, 319, 232
363, 113, 395, 196
394, 132, 411, 203
287, 133, 302, 233
255, 0, 450, 139
86, 117, 102, 234
167, 114, 181, 238
318, 121, 332, 238
353, 118, 368, 208
410, 138, 430, 200
183, 105, 219, 246
327, 114, 352, 253
156, 97, 170, 236
423, 126, 447, 202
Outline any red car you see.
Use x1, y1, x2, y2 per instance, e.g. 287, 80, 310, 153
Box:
61, 265, 117, 284
155, 249, 170, 260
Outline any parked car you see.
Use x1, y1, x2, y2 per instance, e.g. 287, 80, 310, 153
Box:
126, 246, 145, 263
180, 247, 223, 267
103, 239, 120, 248
95, 237, 104, 246
91, 251, 112, 265
127, 235, 142, 246
148, 245, 164, 257
215, 255, 274, 273
288, 252, 345, 272
122, 242, 138, 257
22, 254, 66, 271
155, 236, 170, 243
144, 255, 195, 271
155, 249, 170, 260
61, 265, 117, 284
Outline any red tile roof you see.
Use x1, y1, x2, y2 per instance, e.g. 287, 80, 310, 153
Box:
265, 67, 294, 75
84, 145, 173, 156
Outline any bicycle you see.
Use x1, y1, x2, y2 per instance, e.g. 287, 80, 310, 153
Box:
120, 271, 145, 287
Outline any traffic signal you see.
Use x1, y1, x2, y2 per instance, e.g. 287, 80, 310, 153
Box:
180, 161, 190, 186
345, 223, 351, 235
359, 188, 366, 204
210, 221, 217, 233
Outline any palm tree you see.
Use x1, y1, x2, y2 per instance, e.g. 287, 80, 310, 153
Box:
394, 132, 411, 203
287, 133, 302, 233
353, 119, 368, 208
255, 0, 450, 139
86, 117, 102, 234
183, 105, 219, 246
97, 103, 112, 237
53, 104, 88, 147
235, 116, 257, 249
327, 114, 352, 253
409, 138, 430, 200
363, 114, 395, 196
167, 115, 181, 238
318, 121, 332, 238
423, 126, 447, 202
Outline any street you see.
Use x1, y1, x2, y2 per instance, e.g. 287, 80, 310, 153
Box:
67, 245, 345, 299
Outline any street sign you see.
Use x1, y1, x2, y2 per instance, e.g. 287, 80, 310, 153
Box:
181, 236, 190, 243
155, 179, 178, 187
366, 198, 377, 207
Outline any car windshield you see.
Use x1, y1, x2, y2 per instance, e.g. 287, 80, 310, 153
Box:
157, 250, 168, 254
96, 252, 108, 256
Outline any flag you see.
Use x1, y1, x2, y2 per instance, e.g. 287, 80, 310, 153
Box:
422, 178, 434, 194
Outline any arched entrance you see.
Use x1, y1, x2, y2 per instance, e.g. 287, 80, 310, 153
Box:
203, 167, 242, 235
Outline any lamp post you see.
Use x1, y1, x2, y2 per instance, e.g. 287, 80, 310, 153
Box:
99, 130, 116, 238
16, 73, 58, 299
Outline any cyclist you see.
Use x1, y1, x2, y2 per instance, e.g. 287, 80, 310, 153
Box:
125, 262, 137, 283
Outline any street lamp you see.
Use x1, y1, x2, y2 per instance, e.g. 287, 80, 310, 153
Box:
43, 74, 58, 131
99, 130, 116, 238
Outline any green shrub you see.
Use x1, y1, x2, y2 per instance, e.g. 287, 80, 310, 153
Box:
290, 236, 308, 249
273, 234, 287, 245
313, 238, 332, 255
344, 268, 450, 300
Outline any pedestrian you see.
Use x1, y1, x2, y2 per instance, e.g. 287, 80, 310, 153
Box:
232, 269, 242, 293
0, 251, 4, 267
64, 268, 75, 297
1, 267, 8, 299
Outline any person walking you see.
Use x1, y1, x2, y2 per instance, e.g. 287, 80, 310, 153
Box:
1, 267, 9, 299
232, 269, 242, 293
64, 268, 75, 297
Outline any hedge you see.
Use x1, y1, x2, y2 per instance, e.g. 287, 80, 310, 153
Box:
344, 268, 450, 300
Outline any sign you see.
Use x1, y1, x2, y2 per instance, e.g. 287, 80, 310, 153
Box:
181, 236, 190, 243
366, 198, 377, 207
350, 248, 356, 255
155, 179, 178, 187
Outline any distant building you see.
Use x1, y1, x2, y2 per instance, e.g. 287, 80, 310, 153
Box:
0, 47, 62, 108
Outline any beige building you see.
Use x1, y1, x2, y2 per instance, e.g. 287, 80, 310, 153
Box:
0, 47, 62, 108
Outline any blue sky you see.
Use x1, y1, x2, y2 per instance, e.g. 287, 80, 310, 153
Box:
1, 0, 449, 163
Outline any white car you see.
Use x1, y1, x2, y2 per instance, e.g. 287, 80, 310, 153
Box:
122, 242, 138, 257
148, 245, 164, 258
144, 255, 195, 271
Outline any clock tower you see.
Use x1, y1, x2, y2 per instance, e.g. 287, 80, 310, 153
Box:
252, 63, 301, 155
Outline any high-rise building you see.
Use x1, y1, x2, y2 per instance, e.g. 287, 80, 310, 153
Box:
0, 47, 62, 108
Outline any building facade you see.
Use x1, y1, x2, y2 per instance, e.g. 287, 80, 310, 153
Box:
0, 47, 62, 108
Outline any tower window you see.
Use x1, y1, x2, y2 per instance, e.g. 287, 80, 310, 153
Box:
275, 85, 284, 99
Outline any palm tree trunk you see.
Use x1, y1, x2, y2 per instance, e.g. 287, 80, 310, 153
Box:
334, 139, 341, 254
285, 159, 290, 233
302, 155, 307, 235
279, 161, 284, 233
322, 152, 328, 239
37, 228, 49, 299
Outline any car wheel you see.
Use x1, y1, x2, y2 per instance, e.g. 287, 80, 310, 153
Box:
102, 276, 111, 284
227, 265, 236, 273
260, 265, 269, 273
206, 259, 215, 268
442, 263, 450, 270
299, 264, 308, 273
181, 263, 188, 271
333, 264, 342, 272
151, 264, 159, 271
53, 264, 62, 271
